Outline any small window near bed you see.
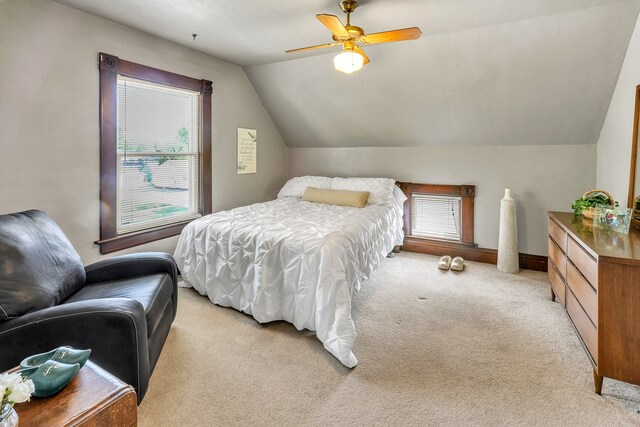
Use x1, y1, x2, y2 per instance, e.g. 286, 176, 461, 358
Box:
399, 183, 475, 250
97, 53, 212, 254
411, 194, 461, 241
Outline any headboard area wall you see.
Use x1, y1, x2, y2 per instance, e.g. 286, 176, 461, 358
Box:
287, 144, 597, 264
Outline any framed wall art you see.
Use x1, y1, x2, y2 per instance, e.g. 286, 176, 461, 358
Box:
237, 128, 257, 174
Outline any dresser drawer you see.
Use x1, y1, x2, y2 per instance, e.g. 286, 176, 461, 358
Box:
567, 288, 598, 363
567, 262, 597, 326
567, 237, 598, 290
548, 238, 566, 280
548, 217, 567, 252
548, 260, 566, 305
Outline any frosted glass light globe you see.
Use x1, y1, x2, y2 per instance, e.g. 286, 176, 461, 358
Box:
334, 51, 364, 74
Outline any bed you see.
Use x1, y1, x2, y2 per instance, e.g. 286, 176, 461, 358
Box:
173, 176, 406, 367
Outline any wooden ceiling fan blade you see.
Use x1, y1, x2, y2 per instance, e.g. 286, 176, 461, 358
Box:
353, 45, 370, 65
316, 14, 349, 38
362, 27, 422, 44
286, 42, 341, 54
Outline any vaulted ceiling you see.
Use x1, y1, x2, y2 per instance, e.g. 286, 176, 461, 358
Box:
54, 0, 640, 148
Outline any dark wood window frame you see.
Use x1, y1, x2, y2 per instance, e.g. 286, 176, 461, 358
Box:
97, 52, 212, 254
397, 182, 476, 253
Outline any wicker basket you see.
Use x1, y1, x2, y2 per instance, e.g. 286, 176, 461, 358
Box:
580, 190, 614, 219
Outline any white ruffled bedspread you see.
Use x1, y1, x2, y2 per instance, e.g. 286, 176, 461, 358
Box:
174, 197, 404, 367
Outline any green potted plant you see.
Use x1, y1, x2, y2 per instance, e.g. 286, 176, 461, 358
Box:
571, 190, 615, 218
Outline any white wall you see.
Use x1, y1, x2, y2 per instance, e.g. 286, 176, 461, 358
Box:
597, 11, 640, 204
0, 0, 288, 264
288, 145, 596, 256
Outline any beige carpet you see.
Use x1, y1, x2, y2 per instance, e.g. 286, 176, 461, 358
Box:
139, 252, 640, 426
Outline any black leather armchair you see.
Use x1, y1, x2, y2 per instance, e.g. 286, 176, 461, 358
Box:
0, 210, 178, 403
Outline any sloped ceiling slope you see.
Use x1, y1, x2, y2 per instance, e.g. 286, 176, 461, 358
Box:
245, 1, 640, 147
53, 0, 640, 148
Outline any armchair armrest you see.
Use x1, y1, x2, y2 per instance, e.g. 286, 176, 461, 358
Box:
85, 252, 178, 324
85, 252, 177, 285
0, 298, 150, 402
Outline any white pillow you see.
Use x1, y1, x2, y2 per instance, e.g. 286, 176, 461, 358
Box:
392, 185, 408, 211
277, 176, 333, 199
331, 177, 396, 205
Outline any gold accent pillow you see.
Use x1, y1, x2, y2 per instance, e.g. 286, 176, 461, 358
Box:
302, 187, 370, 208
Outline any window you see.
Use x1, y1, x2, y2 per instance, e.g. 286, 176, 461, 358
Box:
116, 77, 201, 233
399, 182, 475, 248
98, 53, 212, 254
411, 194, 462, 241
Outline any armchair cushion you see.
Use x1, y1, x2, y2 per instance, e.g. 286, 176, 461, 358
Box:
64, 273, 174, 339
0, 210, 85, 321
84, 252, 179, 324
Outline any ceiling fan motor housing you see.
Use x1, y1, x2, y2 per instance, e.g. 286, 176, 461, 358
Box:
332, 25, 364, 42
340, 1, 358, 14
347, 26, 364, 38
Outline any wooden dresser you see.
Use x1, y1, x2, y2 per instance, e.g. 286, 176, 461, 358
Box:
548, 211, 640, 393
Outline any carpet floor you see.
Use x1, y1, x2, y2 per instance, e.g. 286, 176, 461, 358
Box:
139, 252, 640, 426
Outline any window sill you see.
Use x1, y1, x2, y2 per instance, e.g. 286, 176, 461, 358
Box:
95, 220, 192, 254
403, 236, 478, 249
402, 236, 497, 264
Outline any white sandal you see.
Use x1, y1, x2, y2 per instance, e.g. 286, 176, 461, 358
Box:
438, 256, 452, 270
451, 256, 465, 271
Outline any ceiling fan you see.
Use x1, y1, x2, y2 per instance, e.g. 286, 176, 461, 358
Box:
286, 0, 422, 74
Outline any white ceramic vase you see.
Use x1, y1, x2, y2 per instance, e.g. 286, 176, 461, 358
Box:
497, 188, 519, 273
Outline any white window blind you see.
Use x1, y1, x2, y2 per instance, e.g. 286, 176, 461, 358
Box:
411, 194, 462, 241
116, 76, 201, 234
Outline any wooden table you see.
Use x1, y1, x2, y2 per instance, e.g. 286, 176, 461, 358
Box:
12, 361, 137, 426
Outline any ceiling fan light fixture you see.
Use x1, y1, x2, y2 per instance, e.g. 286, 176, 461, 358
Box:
286, 1, 421, 73
334, 50, 364, 74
